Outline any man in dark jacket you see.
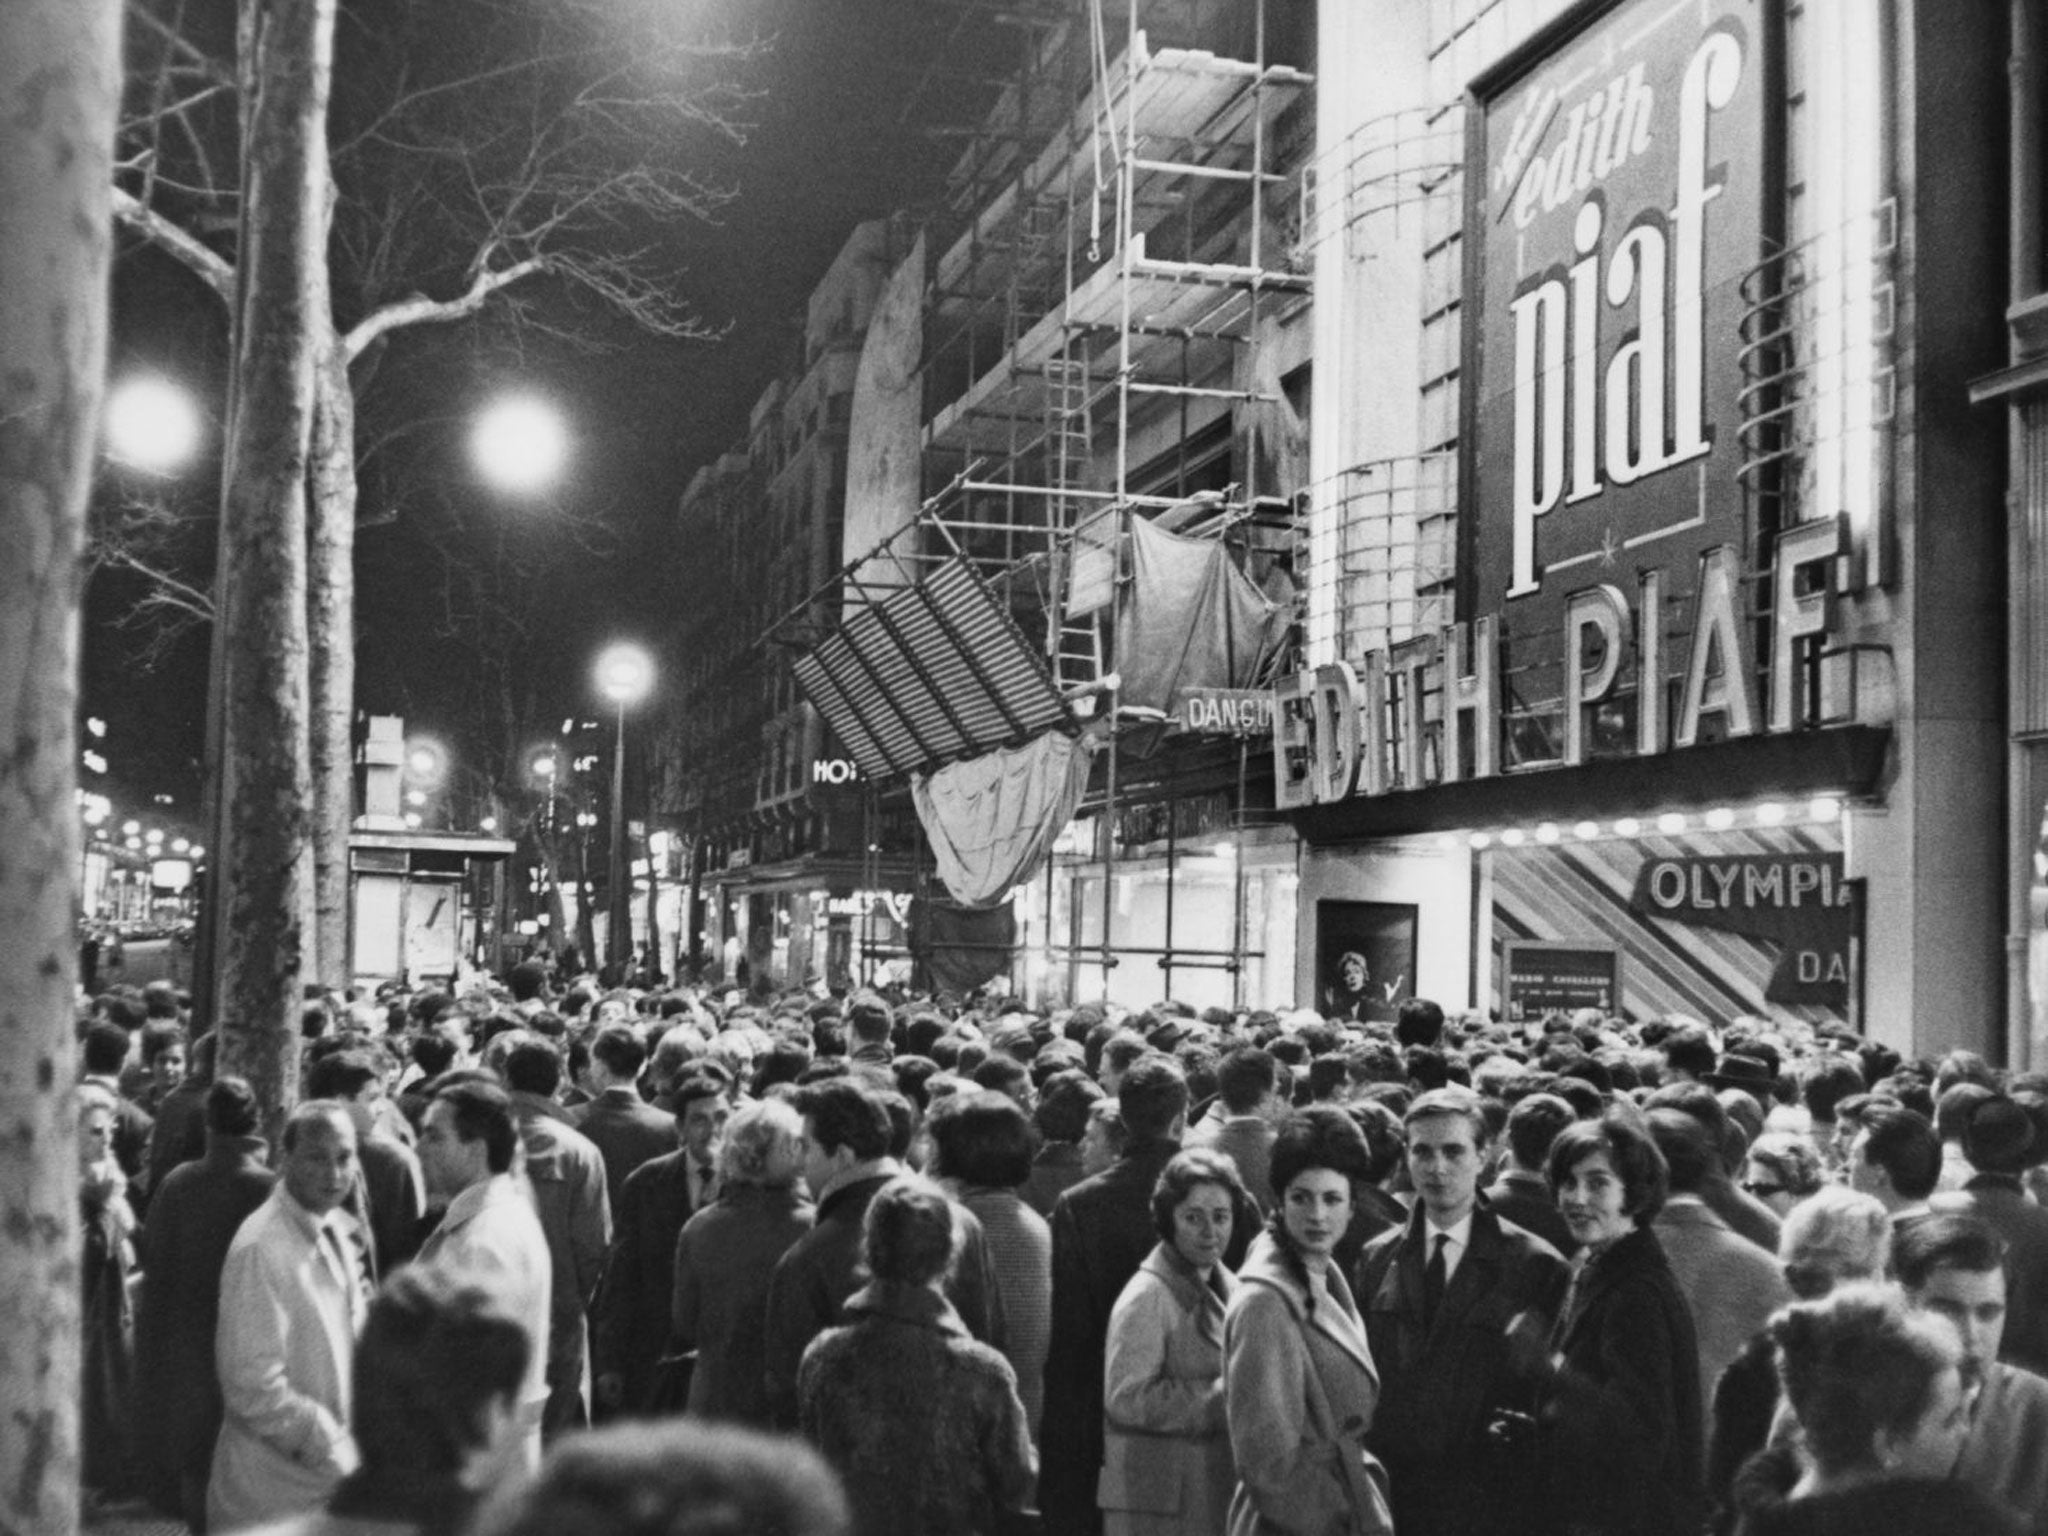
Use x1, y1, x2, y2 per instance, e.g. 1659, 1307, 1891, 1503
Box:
1360, 1087, 1570, 1536
1038, 1053, 1255, 1536
763, 1076, 1004, 1429
131, 1076, 275, 1529
571, 1024, 678, 1210
1484, 1091, 1579, 1257
591, 1066, 730, 1418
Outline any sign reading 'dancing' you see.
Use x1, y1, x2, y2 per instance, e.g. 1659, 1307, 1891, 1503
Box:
1273, 0, 1859, 811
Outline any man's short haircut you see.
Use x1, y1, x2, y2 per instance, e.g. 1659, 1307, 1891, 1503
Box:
1505, 1092, 1576, 1172
590, 1024, 647, 1082
434, 1080, 519, 1173
305, 1048, 382, 1103
82, 1022, 130, 1077
1645, 1106, 1716, 1195
1935, 1081, 1997, 1143
1403, 1085, 1488, 1145
1217, 1047, 1280, 1116
1769, 1282, 1962, 1478
845, 991, 895, 1045
1661, 1024, 1718, 1081
1645, 1080, 1731, 1150
1151, 1146, 1251, 1243
1892, 1212, 2008, 1291
1345, 1097, 1406, 1185
507, 960, 548, 1003
205, 1075, 262, 1138
1116, 1053, 1190, 1142
971, 1053, 1031, 1103
791, 1078, 892, 1162
671, 1061, 734, 1114
410, 1031, 458, 1076
928, 1090, 1034, 1188
1548, 1110, 1668, 1224
1307, 1057, 1349, 1101
353, 1267, 530, 1477
501, 1037, 564, 1097
1395, 997, 1446, 1049
1101, 1031, 1152, 1078
467, 1419, 849, 1536
1034, 1069, 1103, 1143
281, 1099, 354, 1152
1344, 1039, 1406, 1086
1801, 1055, 1866, 1123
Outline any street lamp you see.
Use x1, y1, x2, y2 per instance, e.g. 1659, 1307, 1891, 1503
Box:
595, 642, 654, 973
472, 395, 568, 493
105, 373, 203, 474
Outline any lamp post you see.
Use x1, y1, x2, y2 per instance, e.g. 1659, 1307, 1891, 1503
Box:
595, 643, 654, 973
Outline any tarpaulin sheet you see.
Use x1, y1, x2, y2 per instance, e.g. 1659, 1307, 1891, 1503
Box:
911, 896, 1017, 997
1114, 515, 1291, 714
911, 730, 1094, 907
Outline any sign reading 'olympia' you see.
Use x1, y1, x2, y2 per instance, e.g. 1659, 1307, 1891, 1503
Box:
1276, 0, 1857, 810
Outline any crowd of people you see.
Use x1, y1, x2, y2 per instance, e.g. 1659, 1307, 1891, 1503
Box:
70, 960, 2048, 1535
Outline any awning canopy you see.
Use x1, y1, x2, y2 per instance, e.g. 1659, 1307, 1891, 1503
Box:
792, 557, 1073, 781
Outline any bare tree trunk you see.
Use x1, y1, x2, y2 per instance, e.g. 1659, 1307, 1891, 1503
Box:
308, 319, 357, 992
0, 2, 121, 1528
215, 0, 334, 1127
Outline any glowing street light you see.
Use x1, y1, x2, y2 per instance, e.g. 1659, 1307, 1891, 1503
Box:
472, 395, 568, 493
106, 374, 203, 474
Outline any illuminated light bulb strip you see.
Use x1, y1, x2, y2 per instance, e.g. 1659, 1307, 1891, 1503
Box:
1430, 795, 1850, 851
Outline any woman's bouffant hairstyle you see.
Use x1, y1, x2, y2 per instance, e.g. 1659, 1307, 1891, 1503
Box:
1546, 1109, 1669, 1226
352, 1267, 530, 1478
1150, 1147, 1250, 1244
1267, 1105, 1374, 1208
860, 1175, 960, 1288
469, 1419, 848, 1536
1769, 1282, 1961, 1475
716, 1097, 805, 1189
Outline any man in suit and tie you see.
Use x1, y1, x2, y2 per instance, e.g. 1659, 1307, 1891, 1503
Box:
1357, 1086, 1570, 1536
591, 1064, 732, 1418
207, 1101, 372, 1533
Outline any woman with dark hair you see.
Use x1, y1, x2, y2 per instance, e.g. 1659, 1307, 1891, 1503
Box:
1222, 1108, 1392, 1536
1728, 1283, 2023, 1535
1098, 1147, 1248, 1536
798, 1175, 1033, 1536
928, 1089, 1053, 1439
1522, 1109, 1704, 1536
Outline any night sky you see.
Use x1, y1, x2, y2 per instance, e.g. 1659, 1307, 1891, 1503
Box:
87, 0, 1010, 817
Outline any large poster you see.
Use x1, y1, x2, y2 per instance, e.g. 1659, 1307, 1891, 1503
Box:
1464, 0, 1769, 766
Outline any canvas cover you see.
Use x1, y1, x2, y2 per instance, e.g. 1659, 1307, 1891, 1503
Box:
1115, 515, 1291, 714
910, 730, 1095, 908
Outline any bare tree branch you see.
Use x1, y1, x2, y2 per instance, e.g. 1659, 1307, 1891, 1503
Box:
111, 183, 234, 301
341, 254, 548, 360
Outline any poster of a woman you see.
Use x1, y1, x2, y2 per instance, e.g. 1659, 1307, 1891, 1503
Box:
1315, 902, 1418, 1023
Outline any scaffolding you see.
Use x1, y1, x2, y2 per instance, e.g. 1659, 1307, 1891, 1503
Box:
771, 0, 1316, 1005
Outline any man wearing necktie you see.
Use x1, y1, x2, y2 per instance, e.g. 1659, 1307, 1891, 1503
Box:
1355, 1087, 1570, 1536
208, 1102, 368, 1533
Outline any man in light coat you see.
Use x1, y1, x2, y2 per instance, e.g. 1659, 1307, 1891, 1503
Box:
208, 1102, 371, 1533
416, 1078, 553, 1469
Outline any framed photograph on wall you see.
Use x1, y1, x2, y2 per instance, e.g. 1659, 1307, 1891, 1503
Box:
1315, 900, 1419, 1024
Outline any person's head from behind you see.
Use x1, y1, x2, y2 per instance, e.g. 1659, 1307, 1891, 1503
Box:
589, 1024, 648, 1093
204, 1074, 262, 1141
717, 1096, 805, 1191
1217, 1047, 1281, 1120
1893, 1213, 2009, 1384
1769, 1282, 1970, 1483
1779, 1185, 1892, 1300
354, 1267, 529, 1489
927, 1090, 1033, 1192
1548, 1110, 1668, 1255
420, 1081, 518, 1201
1849, 1100, 1943, 1209
1117, 1053, 1189, 1143
970, 1052, 1033, 1111
792, 1078, 893, 1198
1504, 1091, 1575, 1175
1395, 997, 1445, 1050
281, 1101, 358, 1217
468, 1419, 848, 1536
862, 1174, 959, 1290
1082, 1098, 1127, 1176
1034, 1069, 1102, 1147
82, 1021, 129, 1080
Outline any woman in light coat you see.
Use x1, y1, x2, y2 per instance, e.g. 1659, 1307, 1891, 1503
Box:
1099, 1148, 1247, 1536
1223, 1107, 1392, 1536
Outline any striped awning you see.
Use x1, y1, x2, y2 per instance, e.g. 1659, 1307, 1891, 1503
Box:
792, 558, 1073, 781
